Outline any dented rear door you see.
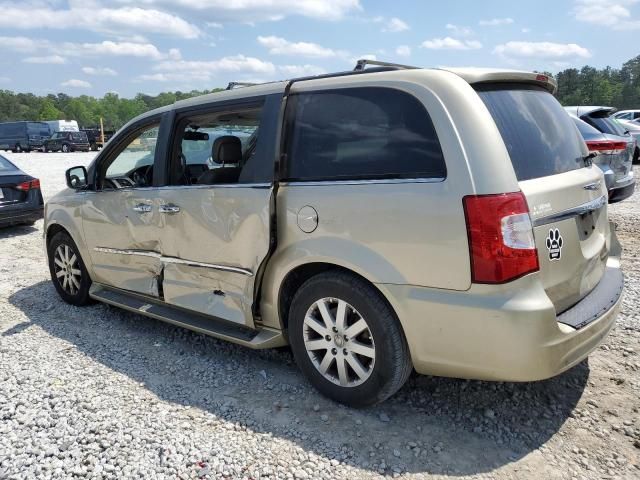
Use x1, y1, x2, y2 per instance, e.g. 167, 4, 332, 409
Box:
155, 185, 272, 328
154, 94, 281, 329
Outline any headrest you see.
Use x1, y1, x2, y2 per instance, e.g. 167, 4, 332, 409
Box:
212, 135, 242, 165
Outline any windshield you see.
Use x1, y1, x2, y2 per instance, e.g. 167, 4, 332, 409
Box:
477, 86, 585, 181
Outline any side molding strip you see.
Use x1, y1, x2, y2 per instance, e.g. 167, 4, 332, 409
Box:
93, 247, 254, 276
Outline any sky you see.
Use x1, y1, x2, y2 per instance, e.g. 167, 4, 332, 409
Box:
0, 0, 639, 97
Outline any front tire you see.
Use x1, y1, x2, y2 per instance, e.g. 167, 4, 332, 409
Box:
61, 143, 70, 153
288, 272, 412, 407
47, 231, 92, 306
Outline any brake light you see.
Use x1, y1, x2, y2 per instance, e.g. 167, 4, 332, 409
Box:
15, 179, 40, 191
463, 192, 539, 284
585, 140, 627, 154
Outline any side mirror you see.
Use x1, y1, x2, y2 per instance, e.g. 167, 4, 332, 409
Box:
65, 166, 88, 189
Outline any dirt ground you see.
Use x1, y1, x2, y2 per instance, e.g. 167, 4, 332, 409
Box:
0, 151, 638, 479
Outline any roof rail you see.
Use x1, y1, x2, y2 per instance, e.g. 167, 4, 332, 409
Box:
353, 59, 419, 71
226, 82, 258, 90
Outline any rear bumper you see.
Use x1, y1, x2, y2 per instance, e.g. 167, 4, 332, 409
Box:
0, 206, 44, 226
608, 179, 635, 203
379, 257, 623, 382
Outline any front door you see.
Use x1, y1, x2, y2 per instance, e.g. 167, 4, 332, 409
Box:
82, 120, 166, 297
153, 95, 279, 328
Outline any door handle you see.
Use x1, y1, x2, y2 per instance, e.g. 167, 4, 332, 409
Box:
159, 204, 180, 214
133, 203, 152, 213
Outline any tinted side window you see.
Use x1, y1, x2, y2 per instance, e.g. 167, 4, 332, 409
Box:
286, 87, 446, 181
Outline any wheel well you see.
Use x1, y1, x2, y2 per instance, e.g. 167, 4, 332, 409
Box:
278, 263, 393, 331
46, 224, 68, 246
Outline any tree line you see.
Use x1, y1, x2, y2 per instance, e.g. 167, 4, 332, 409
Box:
0, 89, 222, 130
1, 54, 639, 130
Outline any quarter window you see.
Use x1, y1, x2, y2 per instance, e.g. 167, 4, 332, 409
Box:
286, 87, 446, 181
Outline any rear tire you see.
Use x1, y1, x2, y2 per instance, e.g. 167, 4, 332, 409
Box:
634, 146, 639, 164
14, 144, 22, 153
61, 143, 70, 153
288, 271, 412, 407
47, 231, 92, 306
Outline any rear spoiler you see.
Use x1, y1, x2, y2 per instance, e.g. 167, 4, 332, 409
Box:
442, 68, 558, 94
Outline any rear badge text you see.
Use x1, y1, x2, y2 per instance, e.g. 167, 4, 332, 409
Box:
546, 228, 563, 261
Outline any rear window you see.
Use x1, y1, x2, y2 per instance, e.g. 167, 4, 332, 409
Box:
0, 155, 16, 171
71, 132, 88, 142
286, 87, 446, 181
478, 86, 585, 181
571, 116, 603, 141
584, 115, 626, 136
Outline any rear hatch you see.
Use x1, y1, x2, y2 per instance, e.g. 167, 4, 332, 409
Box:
478, 85, 609, 313
70, 131, 89, 147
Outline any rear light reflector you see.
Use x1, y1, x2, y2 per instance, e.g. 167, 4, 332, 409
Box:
585, 140, 627, 154
463, 192, 539, 284
15, 179, 40, 191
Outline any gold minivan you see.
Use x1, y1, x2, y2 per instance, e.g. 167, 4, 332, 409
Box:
45, 60, 624, 406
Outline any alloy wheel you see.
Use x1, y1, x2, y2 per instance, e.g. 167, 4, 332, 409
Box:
302, 297, 376, 387
53, 244, 82, 295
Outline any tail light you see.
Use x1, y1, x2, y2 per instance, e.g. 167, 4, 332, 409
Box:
585, 140, 627, 154
463, 192, 539, 284
15, 179, 41, 191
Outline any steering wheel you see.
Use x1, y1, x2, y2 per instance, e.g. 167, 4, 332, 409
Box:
131, 165, 153, 187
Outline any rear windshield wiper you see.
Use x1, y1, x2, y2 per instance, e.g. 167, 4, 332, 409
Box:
583, 152, 597, 167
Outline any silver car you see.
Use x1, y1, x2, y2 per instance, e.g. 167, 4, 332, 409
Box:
569, 114, 636, 202
565, 106, 636, 200
44, 61, 624, 406
613, 117, 640, 163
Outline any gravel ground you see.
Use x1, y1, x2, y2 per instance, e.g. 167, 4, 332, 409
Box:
0, 151, 638, 480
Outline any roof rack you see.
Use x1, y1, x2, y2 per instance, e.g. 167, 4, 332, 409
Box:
353, 59, 419, 71
226, 82, 258, 90
223, 60, 419, 94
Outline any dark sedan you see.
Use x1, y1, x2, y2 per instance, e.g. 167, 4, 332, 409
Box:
0, 154, 44, 227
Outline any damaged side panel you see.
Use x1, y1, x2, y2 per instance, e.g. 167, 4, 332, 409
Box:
162, 263, 251, 325
82, 190, 164, 297
156, 186, 272, 329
